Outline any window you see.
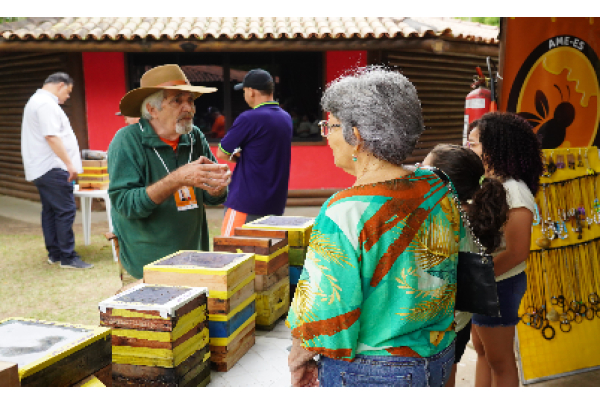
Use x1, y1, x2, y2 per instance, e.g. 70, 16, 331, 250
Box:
127, 51, 324, 143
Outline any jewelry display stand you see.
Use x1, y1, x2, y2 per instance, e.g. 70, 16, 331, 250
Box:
516, 147, 600, 384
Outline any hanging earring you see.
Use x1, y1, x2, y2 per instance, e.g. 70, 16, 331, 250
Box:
352, 153, 358, 162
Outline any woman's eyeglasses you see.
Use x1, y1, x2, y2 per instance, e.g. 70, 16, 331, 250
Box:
318, 120, 341, 137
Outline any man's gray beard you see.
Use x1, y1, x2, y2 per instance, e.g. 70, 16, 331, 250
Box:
176, 120, 193, 134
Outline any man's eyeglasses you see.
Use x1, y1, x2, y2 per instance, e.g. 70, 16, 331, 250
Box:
318, 120, 341, 137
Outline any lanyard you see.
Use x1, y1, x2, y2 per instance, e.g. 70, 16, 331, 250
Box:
153, 140, 192, 174
139, 122, 194, 174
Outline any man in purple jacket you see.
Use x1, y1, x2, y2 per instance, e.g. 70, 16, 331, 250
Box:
216, 69, 293, 235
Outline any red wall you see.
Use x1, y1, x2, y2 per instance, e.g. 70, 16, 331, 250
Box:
82, 52, 127, 150
284, 50, 367, 190
83, 50, 367, 190
326, 50, 367, 83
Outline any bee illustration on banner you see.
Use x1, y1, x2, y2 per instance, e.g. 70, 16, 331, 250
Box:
518, 85, 576, 149
507, 35, 599, 149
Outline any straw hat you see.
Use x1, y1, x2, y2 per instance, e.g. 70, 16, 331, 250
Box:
119, 64, 217, 117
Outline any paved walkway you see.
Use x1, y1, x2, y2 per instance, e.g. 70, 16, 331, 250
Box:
1, 193, 598, 387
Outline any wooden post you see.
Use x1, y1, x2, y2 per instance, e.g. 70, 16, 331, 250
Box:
223, 53, 232, 131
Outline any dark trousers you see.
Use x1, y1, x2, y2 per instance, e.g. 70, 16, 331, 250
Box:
33, 168, 76, 261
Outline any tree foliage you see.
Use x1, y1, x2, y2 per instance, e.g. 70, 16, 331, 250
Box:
458, 17, 500, 27
0, 17, 23, 23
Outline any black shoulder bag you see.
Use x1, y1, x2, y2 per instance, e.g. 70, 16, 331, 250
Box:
431, 167, 501, 317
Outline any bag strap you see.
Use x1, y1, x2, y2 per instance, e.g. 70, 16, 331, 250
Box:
427, 166, 489, 260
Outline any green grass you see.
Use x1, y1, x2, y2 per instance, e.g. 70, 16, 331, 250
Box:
0, 217, 223, 327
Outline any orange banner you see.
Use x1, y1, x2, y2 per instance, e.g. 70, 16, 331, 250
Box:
501, 18, 600, 149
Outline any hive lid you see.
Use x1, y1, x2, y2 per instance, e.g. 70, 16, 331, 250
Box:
98, 283, 209, 318
0, 318, 110, 380
144, 250, 255, 273
245, 215, 315, 229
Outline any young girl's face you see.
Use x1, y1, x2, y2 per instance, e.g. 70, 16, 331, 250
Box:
420, 152, 435, 168
466, 128, 483, 158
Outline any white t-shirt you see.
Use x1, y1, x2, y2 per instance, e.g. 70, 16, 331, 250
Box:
493, 178, 537, 282
21, 89, 83, 181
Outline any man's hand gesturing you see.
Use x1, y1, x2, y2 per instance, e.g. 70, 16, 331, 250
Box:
179, 156, 231, 196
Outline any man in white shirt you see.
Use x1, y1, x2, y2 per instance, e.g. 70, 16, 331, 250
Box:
21, 72, 93, 269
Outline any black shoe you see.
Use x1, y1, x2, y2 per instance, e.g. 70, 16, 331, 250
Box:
60, 256, 94, 269
48, 256, 60, 265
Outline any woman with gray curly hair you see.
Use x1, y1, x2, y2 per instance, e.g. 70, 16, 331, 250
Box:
286, 67, 462, 387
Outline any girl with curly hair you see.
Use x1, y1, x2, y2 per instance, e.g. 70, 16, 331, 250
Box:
421, 144, 509, 386
466, 112, 543, 387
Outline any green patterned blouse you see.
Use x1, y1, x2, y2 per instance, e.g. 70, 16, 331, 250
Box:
286, 168, 463, 361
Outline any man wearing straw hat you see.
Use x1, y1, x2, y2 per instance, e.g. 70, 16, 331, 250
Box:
108, 64, 232, 290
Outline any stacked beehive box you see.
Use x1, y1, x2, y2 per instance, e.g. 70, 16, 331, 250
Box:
98, 284, 210, 387
243, 216, 315, 303
79, 159, 109, 190
214, 228, 289, 331
0, 361, 19, 387
143, 251, 256, 372
0, 318, 111, 387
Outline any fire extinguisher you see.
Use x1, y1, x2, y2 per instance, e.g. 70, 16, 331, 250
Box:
463, 57, 498, 143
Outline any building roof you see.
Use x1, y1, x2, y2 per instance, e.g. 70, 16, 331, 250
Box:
0, 17, 499, 44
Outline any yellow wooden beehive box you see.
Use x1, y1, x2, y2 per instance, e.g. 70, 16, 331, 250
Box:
0, 318, 111, 387
143, 251, 255, 292
242, 216, 315, 248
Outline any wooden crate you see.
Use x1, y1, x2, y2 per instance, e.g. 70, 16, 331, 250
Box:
255, 248, 289, 276
71, 364, 112, 387
82, 159, 107, 167
242, 216, 314, 247
289, 246, 308, 266
256, 278, 290, 329
99, 284, 208, 334
208, 295, 256, 338
207, 273, 255, 315
210, 326, 256, 372
81, 167, 108, 175
256, 265, 289, 292
209, 316, 256, 372
143, 251, 255, 292
112, 347, 211, 387
213, 235, 288, 255
0, 318, 111, 387
212, 233, 290, 291
0, 361, 19, 387
99, 284, 210, 369
142, 253, 257, 372
233, 227, 288, 240
111, 326, 209, 368
78, 174, 109, 182
209, 320, 255, 356
217, 230, 289, 276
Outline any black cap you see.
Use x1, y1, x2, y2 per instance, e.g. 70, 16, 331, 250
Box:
234, 69, 273, 91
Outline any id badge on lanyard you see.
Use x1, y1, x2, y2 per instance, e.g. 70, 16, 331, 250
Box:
174, 186, 198, 211
153, 134, 199, 212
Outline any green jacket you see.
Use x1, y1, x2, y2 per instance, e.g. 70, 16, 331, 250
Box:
107, 119, 227, 279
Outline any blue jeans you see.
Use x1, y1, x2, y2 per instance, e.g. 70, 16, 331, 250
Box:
33, 168, 76, 261
472, 272, 528, 327
318, 340, 456, 387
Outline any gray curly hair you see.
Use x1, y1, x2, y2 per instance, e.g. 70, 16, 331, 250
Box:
321, 66, 424, 165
